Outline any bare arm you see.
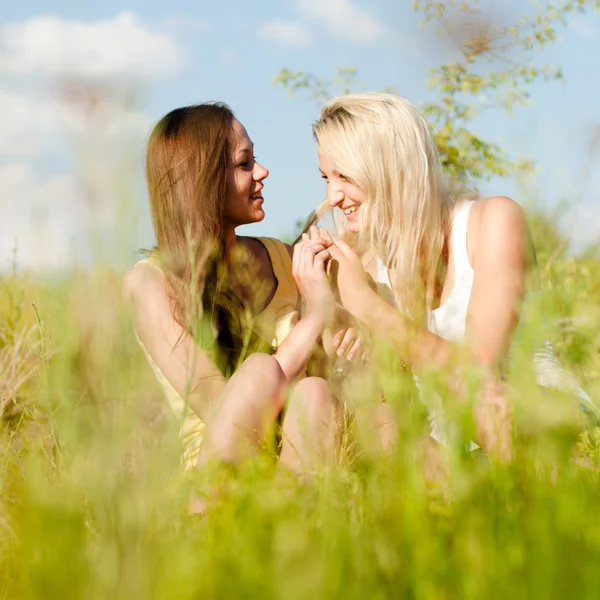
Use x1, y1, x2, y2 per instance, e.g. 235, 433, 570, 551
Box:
330, 197, 530, 373
273, 239, 337, 379
273, 312, 329, 379
285, 239, 364, 371
125, 239, 335, 421
466, 196, 528, 369
123, 262, 227, 424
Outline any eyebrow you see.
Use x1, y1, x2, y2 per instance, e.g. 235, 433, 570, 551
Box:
236, 143, 254, 155
319, 168, 342, 177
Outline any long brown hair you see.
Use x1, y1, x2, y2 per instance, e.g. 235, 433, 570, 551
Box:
146, 103, 268, 376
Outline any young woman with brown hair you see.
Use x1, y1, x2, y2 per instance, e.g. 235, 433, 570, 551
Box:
123, 103, 352, 476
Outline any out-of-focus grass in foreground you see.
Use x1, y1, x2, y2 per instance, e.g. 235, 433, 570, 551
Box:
1, 216, 599, 600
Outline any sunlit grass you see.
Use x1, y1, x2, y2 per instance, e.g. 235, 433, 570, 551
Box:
0, 223, 599, 599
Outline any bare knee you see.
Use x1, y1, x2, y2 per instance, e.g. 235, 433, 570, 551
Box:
234, 353, 287, 411
280, 377, 339, 472
355, 402, 398, 455
290, 377, 337, 420
237, 353, 286, 387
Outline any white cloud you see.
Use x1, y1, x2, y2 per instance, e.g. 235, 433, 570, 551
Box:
0, 157, 146, 272
259, 20, 311, 48
0, 163, 84, 270
0, 12, 184, 270
0, 88, 59, 158
0, 85, 151, 159
297, 0, 385, 45
0, 11, 184, 85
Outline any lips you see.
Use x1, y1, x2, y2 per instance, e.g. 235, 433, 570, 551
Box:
250, 188, 263, 201
342, 205, 359, 220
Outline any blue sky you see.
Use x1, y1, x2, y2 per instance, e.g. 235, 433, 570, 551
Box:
0, 0, 599, 271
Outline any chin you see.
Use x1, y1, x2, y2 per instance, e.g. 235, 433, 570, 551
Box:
250, 208, 266, 223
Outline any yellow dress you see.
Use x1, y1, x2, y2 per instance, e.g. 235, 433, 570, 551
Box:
135, 237, 299, 469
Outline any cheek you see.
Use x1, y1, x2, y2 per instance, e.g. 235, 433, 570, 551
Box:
235, 171, 253, 194
347, 184, 366, 205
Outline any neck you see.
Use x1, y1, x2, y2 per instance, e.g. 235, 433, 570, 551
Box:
223, 227, 238, 259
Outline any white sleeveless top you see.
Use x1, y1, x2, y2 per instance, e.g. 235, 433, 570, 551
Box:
382, 200, 475, 342
376, 201, 476, 346
376, 200, 599, 442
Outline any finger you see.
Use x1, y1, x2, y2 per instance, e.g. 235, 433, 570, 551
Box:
312, 225, 332, 247
296, 241, 314, 276
331, 237, 357, 259
303, 241, 328, 257
346, 335, 362, 362
302, 233, 309, 241
333, 329, 345, 348
319, 228, 334, 244
301, 241, 326, 271
337, 327, 356, 356
360, 352, 367, 362
313, 249, 330, 273
301, 241, 312, 273
327, 244, 345, 263
292, 242, 301, 278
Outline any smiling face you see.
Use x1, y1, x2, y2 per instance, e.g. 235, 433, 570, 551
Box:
317, 144, 367, 233
224, 118, 269, 228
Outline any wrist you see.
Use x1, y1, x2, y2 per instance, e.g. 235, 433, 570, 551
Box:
348, 287, 376, 321
303, 304, 333, 333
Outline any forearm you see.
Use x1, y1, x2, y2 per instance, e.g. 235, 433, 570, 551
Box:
274, 312, 325, 381
354, 290, 455, 372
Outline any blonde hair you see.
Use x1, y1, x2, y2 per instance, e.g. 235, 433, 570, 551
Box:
312, 92, 457, 319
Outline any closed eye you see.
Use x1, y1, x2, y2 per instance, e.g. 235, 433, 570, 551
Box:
238, 155, 257, 169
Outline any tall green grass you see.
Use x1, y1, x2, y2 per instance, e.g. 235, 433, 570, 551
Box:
1, 223, 599, 599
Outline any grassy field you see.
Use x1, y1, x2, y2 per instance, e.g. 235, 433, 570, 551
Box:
1, 212, 599, 599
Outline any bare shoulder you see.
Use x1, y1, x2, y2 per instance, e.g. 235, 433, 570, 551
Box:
471, 196, 526, 231
244, 235, 294, 261
122, 259, 167, 306
468, 196, 528, 267
471, 196, 526, 240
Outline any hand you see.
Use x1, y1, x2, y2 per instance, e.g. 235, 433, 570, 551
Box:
332, 327, 367, 362
292, 235, 336, 329
307, 225, 333, 247
474, 377, 513, 463
317, 233, 375, 320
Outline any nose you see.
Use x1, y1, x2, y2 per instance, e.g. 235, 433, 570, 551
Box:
254, 160, 269, 181
327, 183, 345, 208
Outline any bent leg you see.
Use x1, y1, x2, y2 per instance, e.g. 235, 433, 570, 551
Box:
195, 353, 287, 468
354, 401, 398, 457
279, 377, 340, 474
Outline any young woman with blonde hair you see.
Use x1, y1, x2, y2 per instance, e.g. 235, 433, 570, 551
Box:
123, 103, 351, 479
305, 92, 598, 460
